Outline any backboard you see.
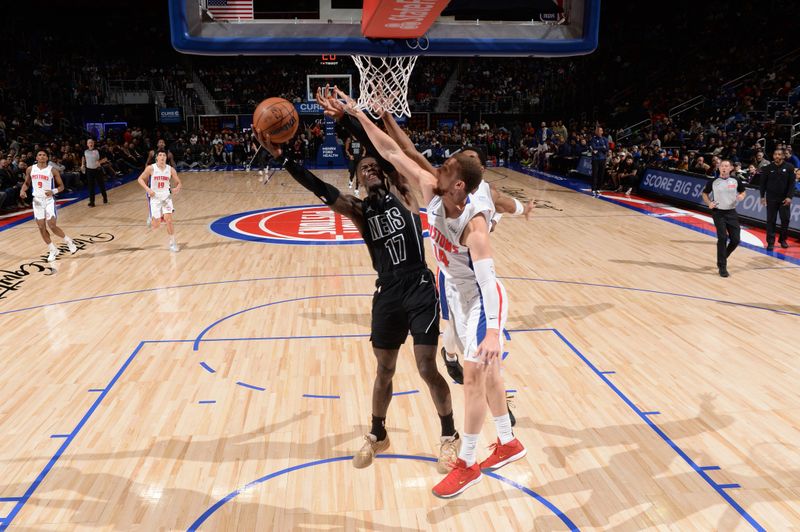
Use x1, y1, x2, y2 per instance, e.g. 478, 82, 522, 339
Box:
169, 0, 600, 57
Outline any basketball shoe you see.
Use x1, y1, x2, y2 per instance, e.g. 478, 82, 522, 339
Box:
353, 433, 390, 469
437, 435, 461, 473
432, 459, 482, 498
478, 438, 527, 471
66, 237, 77, 254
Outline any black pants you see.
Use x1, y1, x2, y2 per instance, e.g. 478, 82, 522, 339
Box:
765, 199, 790, 245
712, 209, 740, 269
347, 158, 357, 183
86, 167, 107, 204
591, 159, 605, 192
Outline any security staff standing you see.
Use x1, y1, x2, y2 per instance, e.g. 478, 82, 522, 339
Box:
759, 147, 794, 250
702, 160, 745, 277
589, 126, 609, 197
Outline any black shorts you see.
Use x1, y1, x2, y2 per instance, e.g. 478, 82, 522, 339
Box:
370, 268, 440, 349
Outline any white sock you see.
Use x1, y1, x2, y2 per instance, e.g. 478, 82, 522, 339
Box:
445, 351, 458, 362
494, 414, 514, 445
64, 235, 72, 243
48, 242, 57, 251
170, 235, 176, 244
457, 433, 479, 467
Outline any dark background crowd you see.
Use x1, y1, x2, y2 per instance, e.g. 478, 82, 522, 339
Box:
1, 0, 799, 212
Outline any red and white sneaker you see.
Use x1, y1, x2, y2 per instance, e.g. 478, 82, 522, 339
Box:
432, 458, 482, 498
479, 438, 527, 471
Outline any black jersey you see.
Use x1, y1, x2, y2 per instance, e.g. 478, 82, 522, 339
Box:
361, 191, 426, 275
351, 139, 362, 156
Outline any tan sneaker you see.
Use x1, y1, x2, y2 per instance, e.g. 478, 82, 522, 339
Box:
437, 435, 461, 473
353, 434, 390, 469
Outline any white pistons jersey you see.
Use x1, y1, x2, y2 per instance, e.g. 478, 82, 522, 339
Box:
427, 193, 493, 282
149, 163, 172, 197
30, 164, 54, 198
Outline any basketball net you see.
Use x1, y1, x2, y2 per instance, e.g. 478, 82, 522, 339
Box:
351, 55, 419, 119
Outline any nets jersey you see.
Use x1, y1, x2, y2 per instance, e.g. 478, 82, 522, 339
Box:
361, 191, 426, 275
427, 193, 493, 282
30, 164, 54, 198
150, 163, 172, 197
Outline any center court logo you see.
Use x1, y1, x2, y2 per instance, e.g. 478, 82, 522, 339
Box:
210, 205, 429, 246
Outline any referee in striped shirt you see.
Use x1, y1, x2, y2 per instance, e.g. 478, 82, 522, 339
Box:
702, 159, 746, 277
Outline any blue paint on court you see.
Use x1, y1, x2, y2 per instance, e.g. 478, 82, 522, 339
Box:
391, 390, 419, 396
198, 400, 216, 404
186, 454, 579, 531
235, 381, 265, 392
302, 394, 341, 399
199, 362, 216, 374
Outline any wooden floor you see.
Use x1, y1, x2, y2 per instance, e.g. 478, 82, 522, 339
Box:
1, 167, 799, 531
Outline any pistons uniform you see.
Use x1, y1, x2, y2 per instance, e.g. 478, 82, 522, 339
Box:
148, 163, 174, 218
30, 164, 57, 220
362, 191, 440, 349
429, 193, 508, 362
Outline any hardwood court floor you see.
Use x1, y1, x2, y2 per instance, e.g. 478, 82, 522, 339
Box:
0, 167, 798, 531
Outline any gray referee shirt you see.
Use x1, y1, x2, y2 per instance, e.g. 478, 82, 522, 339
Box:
703, 176, 745, 210
84, 149, 100, 169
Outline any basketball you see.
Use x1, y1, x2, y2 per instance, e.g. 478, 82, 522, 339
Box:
252, 97, 299, 144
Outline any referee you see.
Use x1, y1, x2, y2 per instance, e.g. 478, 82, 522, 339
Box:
82, 138, 107, 207
702, 159, 745, 277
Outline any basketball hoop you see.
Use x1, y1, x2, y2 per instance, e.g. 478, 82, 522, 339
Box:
351, 55, 419, 119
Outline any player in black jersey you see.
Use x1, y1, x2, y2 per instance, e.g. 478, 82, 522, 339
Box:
256, 129, 459, 474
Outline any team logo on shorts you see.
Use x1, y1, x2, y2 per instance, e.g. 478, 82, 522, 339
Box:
211, 205, 430, 246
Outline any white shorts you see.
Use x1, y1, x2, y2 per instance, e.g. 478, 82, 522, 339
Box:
438, 272, 508, 363
149, 194, 174, 219
32, 196, 56, 221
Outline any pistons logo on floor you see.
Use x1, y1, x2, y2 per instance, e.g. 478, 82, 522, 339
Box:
210, 205, 364, 245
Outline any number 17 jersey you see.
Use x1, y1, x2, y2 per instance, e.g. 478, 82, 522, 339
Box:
361, 191, 427, 275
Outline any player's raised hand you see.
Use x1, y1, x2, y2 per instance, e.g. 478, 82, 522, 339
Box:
333, 87, 360, 117
256, 132, 282, 158
315, 85, 344, 120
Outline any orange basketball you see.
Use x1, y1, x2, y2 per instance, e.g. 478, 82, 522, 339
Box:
253, 97, 299, 144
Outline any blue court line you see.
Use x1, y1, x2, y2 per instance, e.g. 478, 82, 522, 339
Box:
503, 329, 511, 341
550, 328, 764, 531
5, 272, 800, 322
0, 328, 762, 530
0, 498, 21, 502
302, 394, 341, 399
641, 411, 661, 416
88, 388, 105, 393
187, 454, 578, 531
198, 400, 216, 404
192, 293, 371, 351
0, 274, 375, 317
199, 362, 216, 374
235, 381, 265, 392
599, 371, 615, 375
49, 434, 70, 439
700, 466, 721, 471
506, 389, 518, 393
392, 390, 419, 396
0, 341, 146, 531
501, 351, 509, 360
718, 484, 742, 490
521, 166, 800, 268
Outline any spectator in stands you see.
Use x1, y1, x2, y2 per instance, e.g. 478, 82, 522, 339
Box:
692, 156, 711, 175
755, 150, 770, 169
786, 145, 799, 168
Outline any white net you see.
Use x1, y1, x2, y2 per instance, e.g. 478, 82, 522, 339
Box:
351, 55, 419, 119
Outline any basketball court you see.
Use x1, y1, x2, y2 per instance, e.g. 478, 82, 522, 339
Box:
2, 0, 799, 530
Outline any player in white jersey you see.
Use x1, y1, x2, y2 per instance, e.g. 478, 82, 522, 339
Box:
348, 103, 526, 499
137, 149, 182, 252
19, 150, 78, 262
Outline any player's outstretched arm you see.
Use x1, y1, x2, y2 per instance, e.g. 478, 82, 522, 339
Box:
256, 132, 366, 234
338, 93, 436, 203
380, 111, 436, 175
489, 183, 533, 219
462, 214, 502, 364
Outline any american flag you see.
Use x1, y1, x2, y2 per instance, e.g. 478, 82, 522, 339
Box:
207, 0, 253, 20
